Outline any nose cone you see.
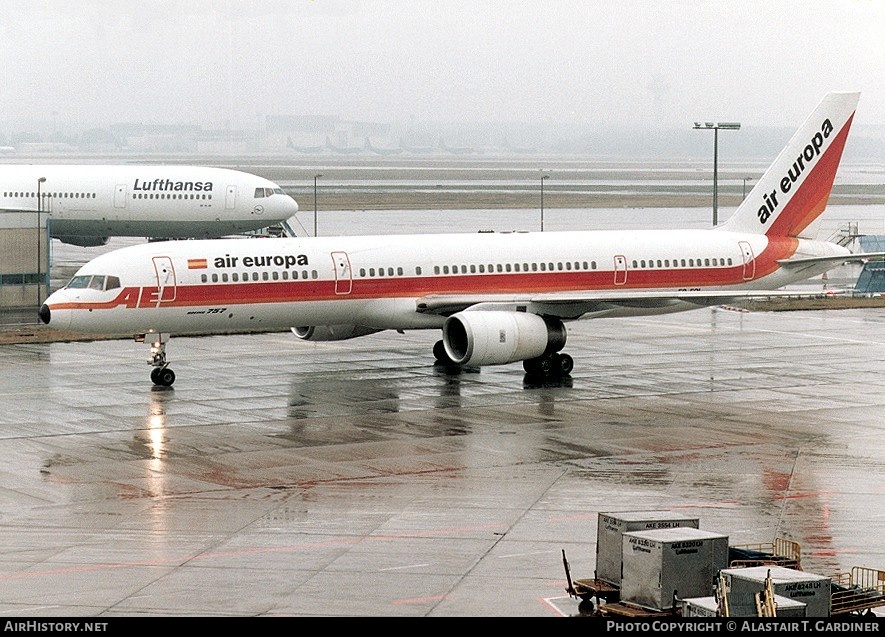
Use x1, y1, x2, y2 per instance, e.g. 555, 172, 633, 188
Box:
286, 195, 299, 214
38, 291, 73, 331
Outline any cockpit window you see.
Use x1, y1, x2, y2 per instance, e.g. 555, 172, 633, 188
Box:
254, 187, 284, 198
65, 275, 121, 291
66, 275, 93, 289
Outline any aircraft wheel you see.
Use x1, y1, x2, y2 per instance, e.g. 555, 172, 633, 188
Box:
524, 354, 553, 377
433, 340, 449, 363
152, 367, 176, 387
557, 353, 574, 375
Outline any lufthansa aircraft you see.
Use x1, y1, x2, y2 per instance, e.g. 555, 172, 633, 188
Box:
1, 164, 299, 246
40, 93, 881, 386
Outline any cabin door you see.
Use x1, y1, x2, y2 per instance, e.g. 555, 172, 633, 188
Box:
332, 251, 352, 295
739, 241, 755, 281
152, 256, 177, 305
114, 184, 127, 209
613, 255, 628, 286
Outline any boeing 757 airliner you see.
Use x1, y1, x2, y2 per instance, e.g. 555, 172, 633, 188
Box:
40, 92, 882, 386
1, 164, 299, 246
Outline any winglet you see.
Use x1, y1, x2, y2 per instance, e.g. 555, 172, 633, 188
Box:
718, 92, 860, 238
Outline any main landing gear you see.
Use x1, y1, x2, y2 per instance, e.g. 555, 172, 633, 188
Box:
140, 333, 176, 387
432, 340, 574, 379
522, 351, 574, 378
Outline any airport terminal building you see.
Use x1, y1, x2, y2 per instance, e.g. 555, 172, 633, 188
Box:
0, 207, 47, 312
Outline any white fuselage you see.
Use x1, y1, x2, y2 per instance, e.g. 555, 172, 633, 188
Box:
1, 164, 298, 246
41, 228, 849, 336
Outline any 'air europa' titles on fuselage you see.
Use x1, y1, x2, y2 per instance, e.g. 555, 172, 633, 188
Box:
213, 253, 310, 268
132, 178, 214, 192
757, 116, 836, 225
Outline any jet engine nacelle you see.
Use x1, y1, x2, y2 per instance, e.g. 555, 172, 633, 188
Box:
442, 311, 566, 366
55, 234, 109, 247
291, 324, 384, 342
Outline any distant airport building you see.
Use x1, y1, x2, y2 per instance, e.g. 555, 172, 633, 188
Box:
855, 235, 885, 295
0, 208, 47, 313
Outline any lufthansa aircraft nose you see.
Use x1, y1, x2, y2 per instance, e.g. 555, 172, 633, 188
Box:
38, 303, 51, 325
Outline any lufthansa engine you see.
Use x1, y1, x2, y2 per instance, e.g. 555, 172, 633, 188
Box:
56, 234, 110, 247
442, 311, 566, 366
291, 324, 383, 341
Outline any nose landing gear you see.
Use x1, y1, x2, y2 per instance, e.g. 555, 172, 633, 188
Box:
140, 333, 176, 387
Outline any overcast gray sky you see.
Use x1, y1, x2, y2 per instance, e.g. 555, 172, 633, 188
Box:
1, 0, 883, 133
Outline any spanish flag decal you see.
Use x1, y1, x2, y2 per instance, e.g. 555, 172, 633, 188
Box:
188, 258, 208, 269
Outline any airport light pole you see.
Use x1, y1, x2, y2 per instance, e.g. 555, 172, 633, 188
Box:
313, 174, 322, 237
692, 121, 740, 226
742, 177, 752, 200
36, 177, 46, 308
540, 173, 549, 232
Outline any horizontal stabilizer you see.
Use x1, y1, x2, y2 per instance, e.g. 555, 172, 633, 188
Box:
776, 251, 885, 267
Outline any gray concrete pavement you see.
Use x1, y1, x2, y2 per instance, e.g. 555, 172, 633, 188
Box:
0, 305, 884, 617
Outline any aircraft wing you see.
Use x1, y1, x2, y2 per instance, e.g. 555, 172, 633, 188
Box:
416, 288, 833, 319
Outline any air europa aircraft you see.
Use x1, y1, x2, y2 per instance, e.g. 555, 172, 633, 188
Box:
0, 164, 299, 246
40, 92, 881, 386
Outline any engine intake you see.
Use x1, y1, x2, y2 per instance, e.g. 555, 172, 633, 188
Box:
442, 311, 566, 366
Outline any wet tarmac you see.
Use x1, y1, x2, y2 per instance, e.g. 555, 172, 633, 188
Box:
1, 304, 885, 617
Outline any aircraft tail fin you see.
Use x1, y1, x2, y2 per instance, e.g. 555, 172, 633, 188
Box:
718, 92, 859, 238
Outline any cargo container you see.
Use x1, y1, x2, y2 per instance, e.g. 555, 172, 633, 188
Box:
722, 565, 830, 617
595, 510, 700, 586
620, 527, 729, 611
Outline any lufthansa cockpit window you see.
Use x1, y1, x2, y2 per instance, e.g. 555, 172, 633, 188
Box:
66, 275, 121, 291
255, 187, 281, 198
